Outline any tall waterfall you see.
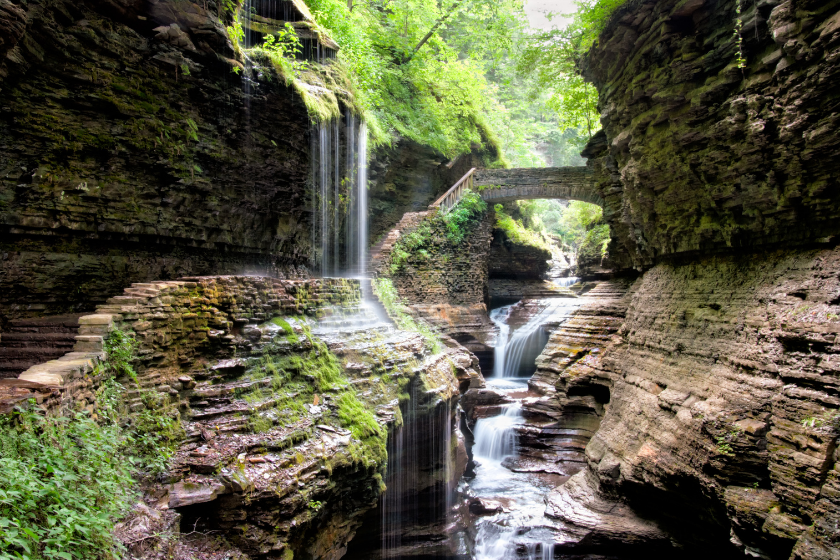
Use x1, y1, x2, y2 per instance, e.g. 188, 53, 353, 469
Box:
379, 383, 455, 559
311, 112, 368, 277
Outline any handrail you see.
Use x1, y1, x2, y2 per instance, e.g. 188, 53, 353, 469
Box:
429, 168, 477, 214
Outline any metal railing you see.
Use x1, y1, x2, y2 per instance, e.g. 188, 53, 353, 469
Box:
429, 168, 476, 214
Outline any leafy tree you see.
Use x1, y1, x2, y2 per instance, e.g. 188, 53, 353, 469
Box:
304, 0, 525, 158
517, 0, 625, 144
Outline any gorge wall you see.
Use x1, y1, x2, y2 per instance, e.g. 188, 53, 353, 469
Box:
0, 0, 490, 327
0, 275, 482, 559
528, 1, 840, 559
0, 0, 315, 324
582, 0, 840, 271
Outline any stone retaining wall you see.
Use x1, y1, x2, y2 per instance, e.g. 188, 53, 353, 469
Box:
0, 276, 360, 415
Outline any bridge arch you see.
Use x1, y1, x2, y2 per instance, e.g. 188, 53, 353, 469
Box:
474, 167, 602, 206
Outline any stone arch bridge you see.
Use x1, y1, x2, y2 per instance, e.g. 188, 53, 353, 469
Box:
474, 167, 602, 206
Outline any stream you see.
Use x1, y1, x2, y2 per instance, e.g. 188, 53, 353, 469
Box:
466, 297, 583, 560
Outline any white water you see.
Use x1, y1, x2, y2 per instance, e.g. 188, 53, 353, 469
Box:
311, 112, 369, 277
473, 402, 523, 460
490, 299, 580, 378
553, 276, 579, 288
471, 297, 585, 560
470, 380, 558, 560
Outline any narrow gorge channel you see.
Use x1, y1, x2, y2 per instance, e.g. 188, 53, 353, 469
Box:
1, 0, 839, 559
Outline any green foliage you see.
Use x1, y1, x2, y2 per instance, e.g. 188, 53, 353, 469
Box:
372, 278, 443, 354
0, 408, 135, 560
102, 329, 137, 383
0, 322, 188, 560
493, 204, 551, 252
715, 428, 742, 456
518, 0, 626, 141
304, 0, 521, 157
389, 192, 486, 274
226, 15, 245, 45
259, 24, 309, 82
123, 387, 185, 476
390, 222, 434, 274
733, 0, 746, 70
442, 191, 487, 245
801, 410, 840, 433
577, 222, 610, 263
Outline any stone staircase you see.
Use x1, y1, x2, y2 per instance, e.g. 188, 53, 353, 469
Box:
0, 314, 85, 379
367, 210, 432, 276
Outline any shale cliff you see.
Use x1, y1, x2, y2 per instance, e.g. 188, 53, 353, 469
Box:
582, 0, 840, 270
529, 1, 840, 559
0, 0, 317, 324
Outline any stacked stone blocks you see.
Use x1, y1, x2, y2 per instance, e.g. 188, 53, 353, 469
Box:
0, 276, 361, 415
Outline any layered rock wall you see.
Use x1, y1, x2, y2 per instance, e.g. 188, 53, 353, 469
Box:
541, 250, 840, 559
582, 0, 840, 270
0, 276, 359, 414
0, 0, 315, 325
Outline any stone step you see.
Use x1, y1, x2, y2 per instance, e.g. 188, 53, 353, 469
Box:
8, 313, 85, 330
0, 346, 71, 360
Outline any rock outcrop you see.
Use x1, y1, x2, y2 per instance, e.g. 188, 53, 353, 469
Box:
538, 250, 840, 559
582, 0, 840, 271
533, 2, 840, 558
0, 0, 316, 324
1, 275, 482, 559
488, 227, 551, 281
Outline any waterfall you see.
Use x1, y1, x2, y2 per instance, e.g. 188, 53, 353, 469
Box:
490, 300, 578, 378
472, 403, 522, 461
553, 276, 579, 288
379, 384, 456, 559
311, 112, 368, 277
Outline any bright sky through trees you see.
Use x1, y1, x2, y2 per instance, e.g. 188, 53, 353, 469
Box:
524, 0, 578, 30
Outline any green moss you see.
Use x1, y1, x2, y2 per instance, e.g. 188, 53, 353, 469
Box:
372, 278, 442, 354
494, 204, 552, 253
244, 322, 387, 467
271, 316, 300, 344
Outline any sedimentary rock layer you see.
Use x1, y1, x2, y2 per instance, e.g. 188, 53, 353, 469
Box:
540, 249, 840, 559
0, 0, 315, 323
582, 0, 840, 270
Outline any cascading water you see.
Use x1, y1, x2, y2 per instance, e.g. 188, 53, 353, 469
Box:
378, 389, 457, 560
311, 112, 369, 277
553, 276, 579, 288
490, 300, 579, 378
472, 403, 522, 460
468, 297, 585, 560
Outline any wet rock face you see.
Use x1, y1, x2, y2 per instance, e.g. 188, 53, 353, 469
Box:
582, 0, 840, 270
0, 0, 313, 324
488, 228, 551, 281
540, 250, 840, 559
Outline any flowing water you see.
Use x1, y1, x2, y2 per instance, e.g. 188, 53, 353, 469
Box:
489, 299, 580, 378
552, 277, 578, 289
311, 112, 369, 277
468, 297, 583, 559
